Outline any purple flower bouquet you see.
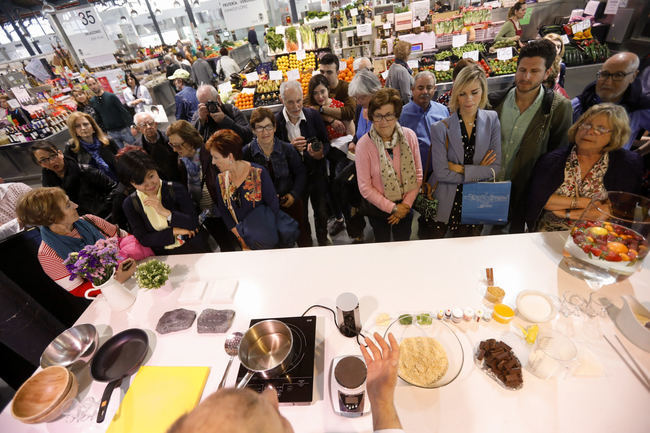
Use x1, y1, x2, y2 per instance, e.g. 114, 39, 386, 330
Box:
63, 238, 122, 286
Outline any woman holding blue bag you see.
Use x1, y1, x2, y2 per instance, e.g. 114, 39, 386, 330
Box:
207, 129, 299, 250
429, 66, 501, 238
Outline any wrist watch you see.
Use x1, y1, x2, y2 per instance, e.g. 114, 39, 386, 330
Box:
319, 106, 324, 114
392, 204, 398, 214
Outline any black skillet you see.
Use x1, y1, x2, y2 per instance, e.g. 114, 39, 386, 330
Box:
91, 328, 149, 423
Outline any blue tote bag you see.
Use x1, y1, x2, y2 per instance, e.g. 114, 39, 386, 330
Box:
461, 170, 511, 225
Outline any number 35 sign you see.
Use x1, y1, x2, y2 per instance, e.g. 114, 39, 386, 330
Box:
49, 6, 116, 62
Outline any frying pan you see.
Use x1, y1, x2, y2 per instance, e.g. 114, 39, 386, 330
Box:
91, 328, 149, 423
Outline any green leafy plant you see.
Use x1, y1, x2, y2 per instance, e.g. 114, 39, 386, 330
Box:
135, 259, 171, 290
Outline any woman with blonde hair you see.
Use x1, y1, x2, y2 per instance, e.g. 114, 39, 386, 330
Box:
71, 85, 103, 129
543, 33, 567, 97
386, 40, 415, 104
429, 66, 501, 238
526, 103, 644, 231
65, 111, 119, 181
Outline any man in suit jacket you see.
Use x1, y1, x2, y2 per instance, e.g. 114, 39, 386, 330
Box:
275, 81, 331, 246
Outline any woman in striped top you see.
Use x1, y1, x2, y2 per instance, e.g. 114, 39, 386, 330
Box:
16, 187, 136, 298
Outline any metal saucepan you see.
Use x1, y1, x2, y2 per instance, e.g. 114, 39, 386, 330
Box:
90, 328, 149, 423
236, 320, 293, 389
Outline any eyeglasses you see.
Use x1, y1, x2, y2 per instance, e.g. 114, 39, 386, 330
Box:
254, 124, 274, 132
37, 153, 59, 164
136, 121, 156, 128
373, 113, 396, 122
596, 71, 634, 82
169, 140, 186, 149
578, 122, 612, 136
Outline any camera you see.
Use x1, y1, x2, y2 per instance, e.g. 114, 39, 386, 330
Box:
206, 101, 220, 113
307, 137, 323, 152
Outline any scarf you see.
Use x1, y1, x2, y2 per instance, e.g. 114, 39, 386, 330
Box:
556, 146, 609, 199
368, 124, 418, 202
40, 218, 105, 260
181, 150, 202, 204
394, 58, 413, 75
80, 137, 117, 181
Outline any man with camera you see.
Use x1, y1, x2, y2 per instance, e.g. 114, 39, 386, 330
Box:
275, 80, 331, 246
194, 84, 253, 144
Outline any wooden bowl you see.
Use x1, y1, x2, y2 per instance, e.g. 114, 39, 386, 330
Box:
30, 371, 78, 423
11, 366, 73, 423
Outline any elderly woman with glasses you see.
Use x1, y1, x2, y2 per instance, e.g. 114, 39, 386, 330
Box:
166, 119, 237, 252
242, 107, 309, 246
526, 103, 644, 232
355, 88, 423, 242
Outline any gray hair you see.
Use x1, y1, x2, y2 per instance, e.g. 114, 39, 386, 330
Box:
134, 112, 155, 124
348, 69, 382, 97
353, 57, 371, 72
163, 54, 173, 63
197, 84, 219, 101
413, 70, 436, 88
279, 80, 302, 100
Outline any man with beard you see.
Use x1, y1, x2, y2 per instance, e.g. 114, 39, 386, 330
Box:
572, 52, 649, 150
489, 39, 572, 233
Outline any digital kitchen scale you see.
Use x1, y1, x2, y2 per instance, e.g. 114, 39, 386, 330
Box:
236, 316, 316, 405
329, 355, 371, 417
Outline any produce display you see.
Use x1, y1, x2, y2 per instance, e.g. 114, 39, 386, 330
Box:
434, 70, 453, 82
254, 79, 281, 106
299, 25, 316, 51
285, 26, 299, 52
487, 56, 518, 75
234, 92, 254, 110
490, 39, 517, 49
434, 50, 453, 61
477, 58, 491, 76
265, 28, 285, 54
575, 39, 609, 64
275, 52, 317, 73
337, 57, 355, 83
451, 42, 485, 58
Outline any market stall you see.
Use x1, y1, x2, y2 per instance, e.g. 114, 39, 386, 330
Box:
0, 232, 648, 432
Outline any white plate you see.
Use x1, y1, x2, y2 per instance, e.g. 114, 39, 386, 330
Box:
516, 290, 556, 323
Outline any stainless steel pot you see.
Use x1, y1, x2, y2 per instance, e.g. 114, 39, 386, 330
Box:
236, 320, 293, 388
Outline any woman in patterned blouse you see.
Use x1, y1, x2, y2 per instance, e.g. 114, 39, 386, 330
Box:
527, 103, 644, 231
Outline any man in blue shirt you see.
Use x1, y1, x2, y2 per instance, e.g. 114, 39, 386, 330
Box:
399, 71, 449, 240
399, 71, 449, 169
169, 69, 198, 122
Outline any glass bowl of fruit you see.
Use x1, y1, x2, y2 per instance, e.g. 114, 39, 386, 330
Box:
563, 191, 649, 287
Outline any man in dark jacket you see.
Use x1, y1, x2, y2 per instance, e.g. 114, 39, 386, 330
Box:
275, 80, 330, 245
194, 84, 253, 144
488, 39, 572, 233
86, 76, 135, 148
134, 112, 184, 183
572, 52, 650, 150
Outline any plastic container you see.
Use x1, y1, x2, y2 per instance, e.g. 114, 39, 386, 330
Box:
493, 304, 515, 324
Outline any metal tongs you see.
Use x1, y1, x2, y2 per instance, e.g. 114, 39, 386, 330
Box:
603, 334, 650, 392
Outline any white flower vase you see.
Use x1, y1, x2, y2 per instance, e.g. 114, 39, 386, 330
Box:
84, 270, 136, 311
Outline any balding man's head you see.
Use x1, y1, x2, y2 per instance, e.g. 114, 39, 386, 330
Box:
596, 52, 639, 103
134, 112, 158, 142
167, 388, 294, 433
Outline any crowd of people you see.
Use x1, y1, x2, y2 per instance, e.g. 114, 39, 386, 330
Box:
2, 33, 648, 303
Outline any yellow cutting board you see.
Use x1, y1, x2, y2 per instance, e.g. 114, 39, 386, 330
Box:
106, 366, 210, 433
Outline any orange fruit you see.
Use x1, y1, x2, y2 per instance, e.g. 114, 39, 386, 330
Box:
607, 242, 628, 254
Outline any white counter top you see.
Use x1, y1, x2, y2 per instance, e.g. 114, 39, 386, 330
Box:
2, 232, 649, 433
